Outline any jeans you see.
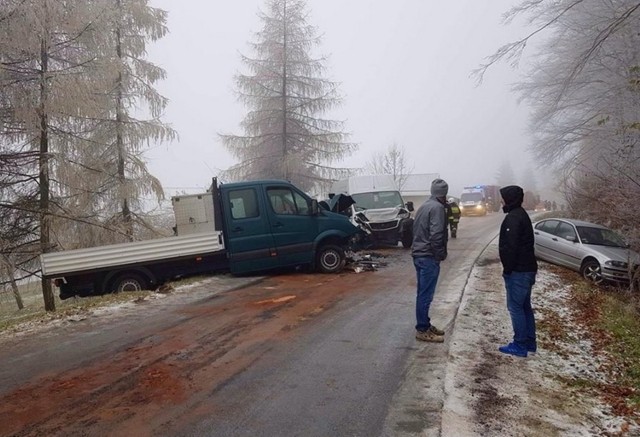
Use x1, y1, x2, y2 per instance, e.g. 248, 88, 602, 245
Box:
503, 271, 537, 348
414, 256, 440, 331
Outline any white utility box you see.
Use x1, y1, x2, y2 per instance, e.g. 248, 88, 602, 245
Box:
172, 192, 215, 235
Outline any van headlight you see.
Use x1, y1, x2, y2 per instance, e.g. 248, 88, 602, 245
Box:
605, 260, 628, 269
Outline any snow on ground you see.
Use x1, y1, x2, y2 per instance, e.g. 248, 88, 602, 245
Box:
0, 274, 261, 341
1, 245, 638, 435
442, 242, 637, 436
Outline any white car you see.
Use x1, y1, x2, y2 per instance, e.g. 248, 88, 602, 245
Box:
533, 218, 639, 284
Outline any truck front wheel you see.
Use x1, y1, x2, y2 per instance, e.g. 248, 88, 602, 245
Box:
401, 230, 413, 248
111, 273, 149, 293
316, 245, 346, 274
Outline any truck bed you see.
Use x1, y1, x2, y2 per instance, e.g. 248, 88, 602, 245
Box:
41, 231, 225, 278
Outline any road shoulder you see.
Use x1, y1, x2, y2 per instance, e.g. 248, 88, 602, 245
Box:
442, 241, 634, 436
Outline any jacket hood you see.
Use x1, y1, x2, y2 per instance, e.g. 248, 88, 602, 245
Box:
500, 185, 523, 213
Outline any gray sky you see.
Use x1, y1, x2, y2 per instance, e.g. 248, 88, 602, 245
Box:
146, 0, 534, 198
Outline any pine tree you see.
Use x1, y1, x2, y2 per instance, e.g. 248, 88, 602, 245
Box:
0, 0, 104, 310
0, 0, 173, 310
220, 0, 356, 192
62, 0, 175, 244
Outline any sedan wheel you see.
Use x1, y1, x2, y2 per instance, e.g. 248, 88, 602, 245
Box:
581, 260, 603, 284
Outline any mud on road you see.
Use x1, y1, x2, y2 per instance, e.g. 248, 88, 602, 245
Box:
0, 249, 408, 437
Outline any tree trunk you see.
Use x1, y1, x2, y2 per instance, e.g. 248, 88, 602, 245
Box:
281, 0, 288, 180
39, 34, 55, 312
2, 262, 24, 310
115, 2, 133, 241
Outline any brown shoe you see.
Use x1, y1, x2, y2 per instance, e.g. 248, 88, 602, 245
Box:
428, 325, 445, 336
416, 329, 444, 343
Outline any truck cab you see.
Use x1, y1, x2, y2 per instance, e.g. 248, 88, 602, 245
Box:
218, 180, 362, 274
329, 175, 414, 248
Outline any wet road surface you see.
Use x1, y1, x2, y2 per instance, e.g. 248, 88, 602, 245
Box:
0, 213, 502, 436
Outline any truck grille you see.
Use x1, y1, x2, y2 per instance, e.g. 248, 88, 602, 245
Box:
369, 221, 399, 231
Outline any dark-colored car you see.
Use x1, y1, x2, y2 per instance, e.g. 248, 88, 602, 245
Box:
533, 218, 639, 284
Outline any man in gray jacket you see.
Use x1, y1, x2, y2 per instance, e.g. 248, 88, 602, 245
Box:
412, 178, 449, 342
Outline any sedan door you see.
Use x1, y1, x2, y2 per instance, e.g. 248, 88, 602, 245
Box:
550, 221, 581, 270
533, 220, 560, 263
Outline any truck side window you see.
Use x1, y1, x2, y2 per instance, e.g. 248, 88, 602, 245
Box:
229, 189, 259, 219
293, 191, 310, 215
268, 188, 297, 215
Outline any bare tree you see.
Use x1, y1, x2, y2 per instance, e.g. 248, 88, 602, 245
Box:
0, 0, 173, 310
520, 167, 537, 193
0, 0, 103, 310
0, 150, 41, 310
364, 143, 413, 190
479, 0, 640, 290
495, 160, 516, 187
79, 0, 175, 242
220, 0, 356, 193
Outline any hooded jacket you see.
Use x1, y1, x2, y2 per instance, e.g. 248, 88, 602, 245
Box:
499, 185, 537, 274
412, 195, 448, 261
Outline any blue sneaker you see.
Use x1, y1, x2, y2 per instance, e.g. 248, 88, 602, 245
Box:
526, 343, 537, 353
499, 342, 528, 357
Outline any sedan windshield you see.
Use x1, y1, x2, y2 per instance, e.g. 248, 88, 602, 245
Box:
576, 226, 627, 248
351, 191, 403, 210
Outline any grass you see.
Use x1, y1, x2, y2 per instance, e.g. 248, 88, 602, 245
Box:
600, 294, 640, 405
571, 280, 640, 411
0, 273, 218, 334
0, 289, 153, 334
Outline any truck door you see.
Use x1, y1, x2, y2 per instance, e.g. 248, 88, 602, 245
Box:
223, 186, 279, 274
265, 185, 317, 267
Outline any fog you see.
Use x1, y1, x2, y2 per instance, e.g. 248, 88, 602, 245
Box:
146, 0, 538, 199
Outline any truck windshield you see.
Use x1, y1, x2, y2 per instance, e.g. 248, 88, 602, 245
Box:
351, 191, 404, 210
461, 192, 483, 202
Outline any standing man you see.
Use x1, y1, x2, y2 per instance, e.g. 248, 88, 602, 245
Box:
412, 178, 449, 342
498, 185, 538, 357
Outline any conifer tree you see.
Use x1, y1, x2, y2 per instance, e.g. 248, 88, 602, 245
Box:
221, 0, 356, 192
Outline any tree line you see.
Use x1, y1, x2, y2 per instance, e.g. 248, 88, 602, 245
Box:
4, 0, 639, 312
479, 0, 640, 288
0, 0, 358, 311
0, 0, 174, 310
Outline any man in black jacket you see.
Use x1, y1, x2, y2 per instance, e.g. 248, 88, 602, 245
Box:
498, 185, 538, 357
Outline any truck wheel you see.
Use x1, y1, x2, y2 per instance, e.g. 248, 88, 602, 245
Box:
316, 245, 346, 274
112, 273, 149, 293
401, 232, 413, 248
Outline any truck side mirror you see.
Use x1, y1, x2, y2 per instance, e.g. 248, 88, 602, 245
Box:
310, 199, 319, 215
406, 201, 414, 212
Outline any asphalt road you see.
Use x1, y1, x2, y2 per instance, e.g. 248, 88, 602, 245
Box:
0, 213, 503, 437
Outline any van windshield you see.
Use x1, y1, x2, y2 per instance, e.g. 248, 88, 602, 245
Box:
351, 191, 404, 210
461, 192, 483, 202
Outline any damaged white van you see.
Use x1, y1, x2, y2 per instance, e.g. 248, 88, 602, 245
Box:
327, 175, 414, 248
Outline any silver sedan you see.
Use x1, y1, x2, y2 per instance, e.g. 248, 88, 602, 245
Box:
533, 218, 639, 284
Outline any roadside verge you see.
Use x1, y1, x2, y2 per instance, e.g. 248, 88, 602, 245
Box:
441, 241, 636, 436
